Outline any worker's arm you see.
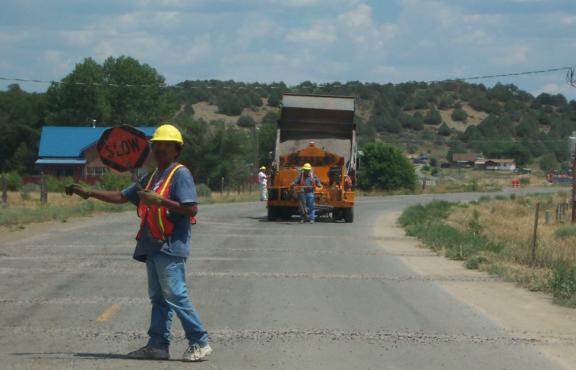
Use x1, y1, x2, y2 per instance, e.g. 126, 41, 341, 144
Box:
160, 199, 198, 217
290, 174, 300, 187
65, 184, 128, 204
88, 190, 128, 204
162, 167, 199, 217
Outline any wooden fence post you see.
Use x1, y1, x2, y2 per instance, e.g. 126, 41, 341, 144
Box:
1, 174, 7, 206
40, 173, 48, 206
531, 202, 540, 265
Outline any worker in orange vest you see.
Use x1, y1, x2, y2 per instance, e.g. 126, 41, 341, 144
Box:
65, 124, 211, 362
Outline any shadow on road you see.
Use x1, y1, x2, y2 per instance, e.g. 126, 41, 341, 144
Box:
11, 351, 170, 361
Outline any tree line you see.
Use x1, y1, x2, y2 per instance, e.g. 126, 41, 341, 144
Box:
2, 55, 575, 191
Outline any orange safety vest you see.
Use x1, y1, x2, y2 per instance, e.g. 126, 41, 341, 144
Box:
299, 172, 319, 187
137, 163, 184, 241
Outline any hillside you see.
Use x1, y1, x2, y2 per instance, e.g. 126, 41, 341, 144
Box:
2, 61, 576, 184
170, 80, 576, 170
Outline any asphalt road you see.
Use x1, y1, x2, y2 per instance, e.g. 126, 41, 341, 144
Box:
0, 188, 568, 369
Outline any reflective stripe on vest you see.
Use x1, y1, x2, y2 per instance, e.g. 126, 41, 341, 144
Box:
299, 172, 317, 187
137, 163, 184, 240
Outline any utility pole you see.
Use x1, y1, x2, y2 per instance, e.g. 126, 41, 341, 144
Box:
570, 133, 576, 223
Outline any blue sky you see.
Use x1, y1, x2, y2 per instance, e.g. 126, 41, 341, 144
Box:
1, 0, 576, 99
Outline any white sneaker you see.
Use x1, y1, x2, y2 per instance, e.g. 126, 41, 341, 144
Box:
182, 344, 213, 362
126, 345, 169, 360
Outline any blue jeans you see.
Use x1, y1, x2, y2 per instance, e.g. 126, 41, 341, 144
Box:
146, 252, 209, 349
301, 192, 315, 221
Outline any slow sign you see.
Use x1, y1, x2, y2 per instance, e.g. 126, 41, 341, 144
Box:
97, 125, 150, 172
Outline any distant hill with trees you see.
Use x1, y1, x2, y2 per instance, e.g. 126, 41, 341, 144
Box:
1, 56, 575, 189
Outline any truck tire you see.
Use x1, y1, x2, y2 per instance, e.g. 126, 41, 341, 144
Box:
267, 206, 277, 221
344, 208, 354, 223
332, 208, 343, 222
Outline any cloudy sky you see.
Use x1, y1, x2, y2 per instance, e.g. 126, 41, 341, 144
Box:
1, 0, 576, 99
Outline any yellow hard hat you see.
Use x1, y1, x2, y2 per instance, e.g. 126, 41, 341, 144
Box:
151, 124, 183, 145
302, 163, 312, 171
260, 166, 266, 171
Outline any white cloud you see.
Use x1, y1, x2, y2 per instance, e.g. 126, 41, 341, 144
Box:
538, 82, 576, 97
236, 15, 279, 48
0, 31, 29, 45
42, 50, 75, 76
491, 45, 529, 66
286, 21, 337, 43
562, 15, 576, 25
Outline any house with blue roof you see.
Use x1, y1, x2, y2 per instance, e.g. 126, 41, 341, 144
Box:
36, 126, 155, 180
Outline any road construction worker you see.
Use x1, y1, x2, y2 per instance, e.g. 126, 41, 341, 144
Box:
65, 124, 212, 362
291, 163, 322, 224
258, 166, 268, 201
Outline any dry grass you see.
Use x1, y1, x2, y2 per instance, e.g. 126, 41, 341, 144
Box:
3, 191, 80, 208
0, 190, 260, 227
446, 192, 576, 284
400, 192, 576, 307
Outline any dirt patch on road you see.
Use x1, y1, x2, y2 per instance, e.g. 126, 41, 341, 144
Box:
376, 212, 576, 370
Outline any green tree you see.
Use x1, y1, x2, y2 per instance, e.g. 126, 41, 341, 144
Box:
237, 115, 256, 128
268, 90, 282, 107
451, 107, 468, 122
46, 56, 175, 125
424, 107, 442, 125
539, 153, 558, 171
46, 58, 110, 124
358, 143, 417, 191
102, 56, 175, 124
438, 122, 451, 136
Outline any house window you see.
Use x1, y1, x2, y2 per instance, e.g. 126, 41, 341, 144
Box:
56, 168, 74, 177
87, 167, 109, 176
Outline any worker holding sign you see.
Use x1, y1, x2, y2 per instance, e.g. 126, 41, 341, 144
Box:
65, 124, 211, 362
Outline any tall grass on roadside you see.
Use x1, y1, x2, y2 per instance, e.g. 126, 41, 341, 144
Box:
399, 201, 503, 260
0, 201, 132, 226
550, 261, 576, 306
400, 193, 576, 308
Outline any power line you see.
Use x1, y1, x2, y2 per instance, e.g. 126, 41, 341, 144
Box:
0, 66, 574, 90
431, 66, 574, 83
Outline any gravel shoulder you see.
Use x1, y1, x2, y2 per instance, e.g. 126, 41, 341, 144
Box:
376, 212, 576, 370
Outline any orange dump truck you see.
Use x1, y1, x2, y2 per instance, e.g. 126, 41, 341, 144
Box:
267, 94, 357, 222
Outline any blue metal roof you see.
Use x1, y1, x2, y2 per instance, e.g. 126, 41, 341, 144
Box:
37, 126, 156, 158
35, 158, 87, 165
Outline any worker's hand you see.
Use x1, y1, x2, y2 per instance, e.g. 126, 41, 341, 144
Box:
137, 190, 164, 206
65, 183, 90, 199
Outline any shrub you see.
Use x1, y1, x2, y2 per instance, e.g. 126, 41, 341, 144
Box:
20, 190, 31, 201
237, 115, 256, 128
424, 108, 442, 125
1, 171, 23, 191
550, 262, 576, 305
98, 172, 133, 191
519, 177, 530, 185
46, 176, 74, 192
437, 123, 451, 136
466, 255, 489, 269
196, 183, 212, 198
554, 226, 576, 239
451, 108, 468, 122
